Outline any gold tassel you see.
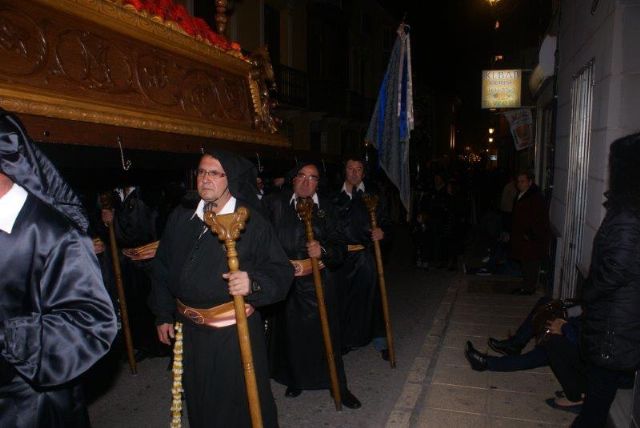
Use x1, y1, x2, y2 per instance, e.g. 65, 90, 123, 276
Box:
170, 322, 184, 428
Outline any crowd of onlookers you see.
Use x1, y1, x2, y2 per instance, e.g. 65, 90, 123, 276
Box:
411, 167, 471, 271
461, 133, 640, 428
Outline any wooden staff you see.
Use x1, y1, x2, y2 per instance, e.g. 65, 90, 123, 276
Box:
362, 194, 396, 368
99, 193, 137, 375
296, 197, 342, 411
204, 207, 263, 428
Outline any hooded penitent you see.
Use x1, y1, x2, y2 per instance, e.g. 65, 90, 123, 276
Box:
0, 108, 117, 427
204, 149, 264, 213
0, 109, 88, 232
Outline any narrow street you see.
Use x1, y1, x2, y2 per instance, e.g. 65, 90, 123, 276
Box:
87, 227, 451, 428
87, 227, 587, 427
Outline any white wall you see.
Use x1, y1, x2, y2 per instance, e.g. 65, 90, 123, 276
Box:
551, 0, 640, 278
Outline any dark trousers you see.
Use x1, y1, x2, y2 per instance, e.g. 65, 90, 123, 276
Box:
545, 335, 586, 402
486, 296, 553, 372
487, 346, 549, 371
510, 296, 552, 346
572, 365, 635, 428
520, 260, 541, 292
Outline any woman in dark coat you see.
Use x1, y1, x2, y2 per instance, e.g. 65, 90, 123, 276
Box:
510, 172, 550, 294
572, 133, 640, 428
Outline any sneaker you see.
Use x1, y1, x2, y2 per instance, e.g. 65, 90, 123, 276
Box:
475, 268, 492, 276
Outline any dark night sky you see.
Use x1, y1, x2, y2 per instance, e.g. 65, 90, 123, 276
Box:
378, 0, 552, 149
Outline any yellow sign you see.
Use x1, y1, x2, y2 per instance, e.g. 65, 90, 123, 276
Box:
481, 69, 522, 109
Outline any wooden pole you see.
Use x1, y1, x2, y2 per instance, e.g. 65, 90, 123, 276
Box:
362, 194, 396, 368
99, 193, 137, 375
204, 207, 263, 428
295, 197, 342, 411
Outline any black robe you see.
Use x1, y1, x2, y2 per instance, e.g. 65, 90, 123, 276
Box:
112, 188, 167, 356
264, 192, 349, 390
0, 195, 117, 428
332, 186, 390, 350
149, 199, 293, 428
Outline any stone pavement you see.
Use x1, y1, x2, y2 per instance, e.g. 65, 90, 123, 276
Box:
385, 274, 577, 428
87, 228, 453, 428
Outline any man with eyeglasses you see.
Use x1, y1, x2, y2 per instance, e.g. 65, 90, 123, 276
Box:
149, 150, 293, 427
332, 157, 391, 361
264, 162, 362, 409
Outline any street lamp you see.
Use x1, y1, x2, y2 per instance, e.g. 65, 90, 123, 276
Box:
489, 137, 494, 143
485, 0, 501, 5
489, 128, 495, 134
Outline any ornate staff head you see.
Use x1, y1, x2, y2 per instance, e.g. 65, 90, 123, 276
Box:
203, 206, 249, 272
295, 197, 315, 223
362, 193, 379, 214
204, 207, 249, 241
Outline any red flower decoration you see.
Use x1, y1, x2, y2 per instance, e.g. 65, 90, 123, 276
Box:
121, 0, 241, 52
123, 0, 146, 11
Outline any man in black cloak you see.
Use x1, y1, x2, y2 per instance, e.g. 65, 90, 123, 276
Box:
332, 157, 391, 360
264, 161, 362, 409
100, 182, 169, 361
0, 109, 117, 427
149, 150, 292, 428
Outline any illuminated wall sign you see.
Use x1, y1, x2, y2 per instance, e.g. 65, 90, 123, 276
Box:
481, 69, 522, 109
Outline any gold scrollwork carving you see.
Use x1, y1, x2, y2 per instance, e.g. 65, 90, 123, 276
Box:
181, 70, 251, 123
136, 52, 181, 107
53, 29, 134, 93
0, 90, 287, 146
0, 9, 47, 76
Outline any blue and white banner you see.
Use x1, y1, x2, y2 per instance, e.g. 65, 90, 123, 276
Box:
365, 24, 414, 213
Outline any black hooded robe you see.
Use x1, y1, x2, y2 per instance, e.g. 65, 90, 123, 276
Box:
332, 186, 390, 350
149, 151, 293, 428
0, 110, 117, 427
264, 191, 349, 391
150, 200, 293, 428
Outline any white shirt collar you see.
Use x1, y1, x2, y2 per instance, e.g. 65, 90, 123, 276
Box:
289, 192, 320, 208
0, 183, 29, 234
117, 186, 136, 202
341, 181, 365, 199
193, 196, 237, 221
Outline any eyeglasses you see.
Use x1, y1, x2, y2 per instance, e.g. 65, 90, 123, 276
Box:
295, 173, 320, 182
197, 169, 226, 179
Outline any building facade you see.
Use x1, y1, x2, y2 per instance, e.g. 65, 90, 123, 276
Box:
539, 1, 640, 424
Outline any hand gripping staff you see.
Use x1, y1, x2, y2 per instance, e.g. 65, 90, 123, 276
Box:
206, 206, 263, 428
170, 206, 262, 428
362, 194, 396, 368
99, 192, 137, 375
295, 197, 342, 411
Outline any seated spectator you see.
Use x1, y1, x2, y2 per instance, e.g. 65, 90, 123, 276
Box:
465, 297, 585, 413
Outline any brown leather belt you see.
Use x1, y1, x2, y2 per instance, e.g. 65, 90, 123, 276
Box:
290, 258, 325, 277
122, 240, 160, 261
176, 300, 254, 329
347, 244, 365, 252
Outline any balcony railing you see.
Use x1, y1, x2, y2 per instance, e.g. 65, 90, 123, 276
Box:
275, 65, 309, 109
